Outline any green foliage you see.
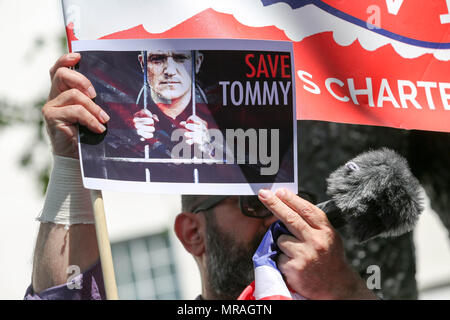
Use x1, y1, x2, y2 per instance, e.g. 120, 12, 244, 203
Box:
0, 99, 22, 127
0, 33, 68, 194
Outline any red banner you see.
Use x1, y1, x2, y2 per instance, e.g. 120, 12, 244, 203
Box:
63, 0, 450, 132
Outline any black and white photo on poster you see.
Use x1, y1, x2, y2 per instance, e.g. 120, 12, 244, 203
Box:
74, 39, 297, 194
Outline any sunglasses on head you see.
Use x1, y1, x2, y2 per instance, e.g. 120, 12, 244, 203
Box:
191, 191, 317, 219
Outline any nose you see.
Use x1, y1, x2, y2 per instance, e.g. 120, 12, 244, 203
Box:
163, 57, 177, 76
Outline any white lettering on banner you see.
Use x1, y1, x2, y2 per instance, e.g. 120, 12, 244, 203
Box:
348, 78, 375, 107
378, 78, 401, 108
371, 0, 450, 27
220, 81, 291, 106
441, 0, 450, 24
398, 80, 423, 109
297, 70, 450, 111
325, 78, 350, 102
440, 82, 450, 110
417, 81, 438, 110
385, 0, 405, 15
297, 70, 321, 95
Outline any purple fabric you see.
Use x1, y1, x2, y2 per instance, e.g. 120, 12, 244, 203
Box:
24, 260, 105, 300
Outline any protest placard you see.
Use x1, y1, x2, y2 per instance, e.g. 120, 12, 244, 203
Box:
74, 39, 297, 194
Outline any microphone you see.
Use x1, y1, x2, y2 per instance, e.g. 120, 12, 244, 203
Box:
315, 148, 424, 243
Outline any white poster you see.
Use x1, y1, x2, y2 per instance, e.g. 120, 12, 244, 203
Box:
74, 39, 297, 194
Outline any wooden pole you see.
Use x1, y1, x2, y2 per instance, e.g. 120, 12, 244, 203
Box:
90, 189, 119, 300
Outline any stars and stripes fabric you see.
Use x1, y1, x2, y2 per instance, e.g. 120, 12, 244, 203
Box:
238, 221, 306, 300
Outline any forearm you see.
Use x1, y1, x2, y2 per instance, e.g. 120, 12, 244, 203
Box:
32, 223, 99, 293
31, 155, 99, 293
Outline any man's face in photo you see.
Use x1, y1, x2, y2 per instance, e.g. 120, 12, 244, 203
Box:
145, 50, 193, 102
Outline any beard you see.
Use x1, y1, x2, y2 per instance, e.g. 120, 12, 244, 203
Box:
204, 213, 265, 300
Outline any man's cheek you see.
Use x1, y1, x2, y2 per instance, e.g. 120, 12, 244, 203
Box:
179, 67, 192, 82
182, 61, 192, 72
147, 70, 157, 83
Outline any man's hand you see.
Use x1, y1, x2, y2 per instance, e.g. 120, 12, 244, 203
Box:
133, 109, 160, 140
258, 188, 378, 300
180, 115, 212, 155
42, 53, 110, 159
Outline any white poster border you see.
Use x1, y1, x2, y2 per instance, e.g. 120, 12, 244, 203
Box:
75, 38, 298, 195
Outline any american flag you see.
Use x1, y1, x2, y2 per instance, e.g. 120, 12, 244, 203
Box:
238, 221, 306, 300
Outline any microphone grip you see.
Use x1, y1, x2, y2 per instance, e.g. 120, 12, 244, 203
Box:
316, 199, 347, 229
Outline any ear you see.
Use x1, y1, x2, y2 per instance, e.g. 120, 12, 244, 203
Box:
195, 52, 204, 74
138, 54, 144, 72
174, 212, 205, 257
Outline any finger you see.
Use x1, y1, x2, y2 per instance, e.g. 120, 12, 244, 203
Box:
186, 115, 207, 127
44, 104, 106, 134
276, 253, 291, 274
277, 234, 304, 258
136, 129, 154, 140
133, 117, 155, 125
184, 131, 202, 139
50, 67, 96, 100
134, 109, 153, 118
47, 89, 110, 124
275, 188, 331, 229
258, 189, 312, 240
49, 53, 81, 80
184, 123, 204, 132
185, 132, 209, 146
135, 123, 156, 132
